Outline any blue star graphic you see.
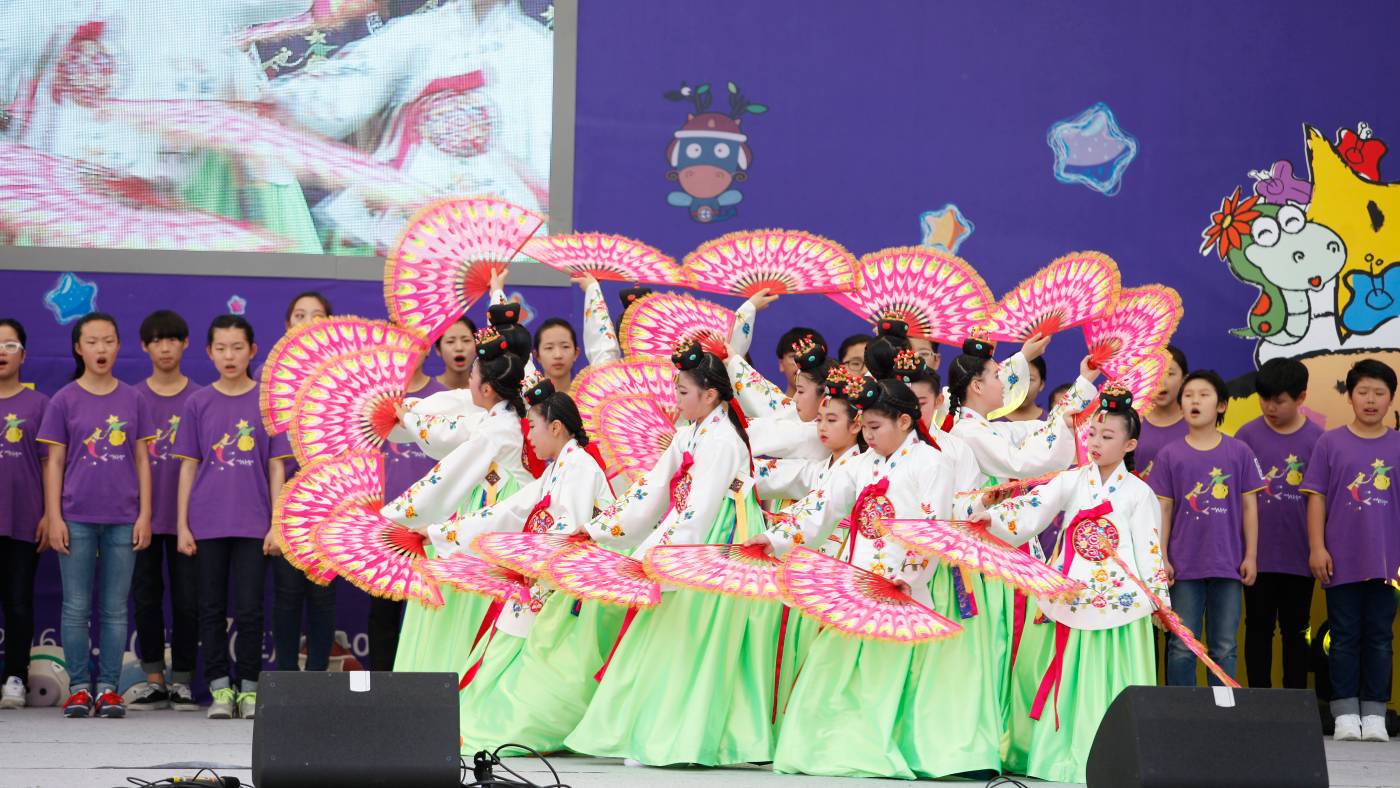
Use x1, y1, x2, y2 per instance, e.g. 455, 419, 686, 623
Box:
1048, 102, 1138, 197
43, 272, 98, 324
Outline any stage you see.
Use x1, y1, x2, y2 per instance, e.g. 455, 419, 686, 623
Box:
0, 708, 1394, 788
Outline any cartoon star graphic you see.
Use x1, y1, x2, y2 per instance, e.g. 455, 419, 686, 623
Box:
1209, 467, 1222, 477
1285, 454, 1298, 464
919, 204, 974, 254
43, 272, 98, 325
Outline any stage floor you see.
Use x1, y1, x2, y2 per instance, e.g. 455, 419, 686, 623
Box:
1, 707, 1396, 787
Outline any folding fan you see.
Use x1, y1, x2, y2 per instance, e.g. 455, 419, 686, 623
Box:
287, 346, 424, 465
592, 393, 679, 483
682, 229, 860, 297
777, 547, 961, 643
1068, 516, 1239, 688
275, 454, 373, 585
643, 543, 783, 601
99, 100, 433, 206
883, 519, 1083, 601
421, 554, 533, 605
520, 233, 690, 286
313, 505, 445, 607
1081, 285, 1183, 372
547, 540, 662, 609
572, 358, 678, 415
261, 317, 427, 434
471, 531, 587, 578
617, 292, 735, 359
384, 197, 545, 342
982, 251, 1122, 341
0, 141, 294, 252
828, 246, 995, 345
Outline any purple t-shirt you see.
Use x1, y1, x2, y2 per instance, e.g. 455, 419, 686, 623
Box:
36, 381, 154, 525
1, 387, 50, 541
1236, 417, 1324, 577
1150, 434, 1268, 581
1137, 417, 1188, 483
1300, 427, 1400, 588
138, 379, 202, 537
385, 379, 449, 500
173, 384, 290, 540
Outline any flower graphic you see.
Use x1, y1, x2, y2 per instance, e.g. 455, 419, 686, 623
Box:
1201, 186, 1262, 260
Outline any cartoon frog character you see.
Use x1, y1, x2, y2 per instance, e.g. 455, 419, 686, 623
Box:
1205, 198, 1347, 345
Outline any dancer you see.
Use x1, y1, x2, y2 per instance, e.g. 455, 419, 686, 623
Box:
564, 340, 776, 766
973, 388, 1166, 783
383, 328, 532, 677
765, 378, 957, 779
429, 378, 616, 754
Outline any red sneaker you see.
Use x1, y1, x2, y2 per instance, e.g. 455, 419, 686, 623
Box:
95, 689, 126, 718
63, 689, 94, 718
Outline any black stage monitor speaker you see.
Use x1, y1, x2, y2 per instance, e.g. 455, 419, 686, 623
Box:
252, 671, 459, 788
1086, 686, 1327, 788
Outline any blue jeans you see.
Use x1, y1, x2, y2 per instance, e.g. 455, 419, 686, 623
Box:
1166, 577, 1242, 687
1325, 580, 1398, 718
57, 522, 137, 693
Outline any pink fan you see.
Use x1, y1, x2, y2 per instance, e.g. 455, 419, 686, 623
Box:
828, 247, 995, 345
594, 394, 679, 483
288, 346, 424, 465
275, 453, 384, 586
547, 540, 662, 609
618, 292, 735, 359
421, 554, 532, 605
983, 251, 1122, 341
643, 543, 782, 601
261, 317, 427, 434
100, 100, 433, 206
0, 142, 295, 252
314, 506, 445, 607
1082, 285, 1183, 372
521, 233, 690, 285
1069, 516, 1239, 688
385, 197, 545, 342
572, 359, 678, 422
777, 547, 960, 642
471, 531, 587, 578
884, 519, 1083, 601
233, 0, 376, 46
682, 229, 860, 296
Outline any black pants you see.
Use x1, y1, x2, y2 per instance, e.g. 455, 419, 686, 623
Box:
272, 556, 337, 671
0, 537, 39, 682
198, 538, 267, 687
1243, 572, 1315, 689
367, 596, 406, 671
131, 534, 199, 682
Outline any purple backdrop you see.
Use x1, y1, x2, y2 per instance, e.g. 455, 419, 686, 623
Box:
6, 0, 1400, 685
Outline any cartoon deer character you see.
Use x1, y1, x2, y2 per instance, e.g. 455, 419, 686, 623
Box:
663, 80, 766, 223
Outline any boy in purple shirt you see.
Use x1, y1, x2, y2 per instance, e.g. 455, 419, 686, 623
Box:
1303, 359, 1400, 743
175, 315, 289, 721
37, 313, 155, 719
129, 310, 202, 712
1235, 358, 1322, 690
0, 318, 49, 709
1151, 369, 1265, 687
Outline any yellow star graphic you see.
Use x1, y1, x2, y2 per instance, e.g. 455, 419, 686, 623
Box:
4, 413, 15, 421
1209, 467, 1222, 477
1374, 458, 1388, 469
106, 414, 119, 425
236, 419, 250, 429
1285, 453, 1299, 464
304, 30, 328, 46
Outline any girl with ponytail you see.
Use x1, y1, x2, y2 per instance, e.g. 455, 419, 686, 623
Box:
382, 327, 534, 680
565, 338, 780, 767
430, 376, 619, 755
920, 331, 1099, 779
966, 387, 1163, 784
752, 374, 963, 779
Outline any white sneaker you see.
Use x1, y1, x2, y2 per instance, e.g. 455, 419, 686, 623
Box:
1334, 714, 1363, 741
0, 676, 25, 709
1361, 715, 1390, 742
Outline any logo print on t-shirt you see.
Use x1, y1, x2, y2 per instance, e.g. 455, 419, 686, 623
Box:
1346, 459, 1394, 507
1262, 454, 1307, 500
149, 414, 180, 461
1184, 467, 1232, 516
212, 420, 257, 467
